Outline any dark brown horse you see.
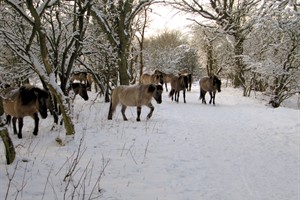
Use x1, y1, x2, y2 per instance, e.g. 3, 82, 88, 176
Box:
169, 74, 189, 103
108, 84, 163, 121
179, 68, 192, 91
153, 69, 175, 92
70, 71, 88, 84
47, 83, 89, 125
67, 83, 89, 101
1, 85, 49, 139
199, 75, 221, 105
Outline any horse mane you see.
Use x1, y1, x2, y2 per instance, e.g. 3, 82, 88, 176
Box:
19, 85, 48, 105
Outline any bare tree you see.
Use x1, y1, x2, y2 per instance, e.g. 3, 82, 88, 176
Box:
88, 0, 154, 85
168, 0, 266, 96
0, 0, 93, 137
143, 29, 196, 73
244, 1, 300, 107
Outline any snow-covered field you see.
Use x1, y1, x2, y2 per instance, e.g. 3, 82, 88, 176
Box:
0, 82, 299, 200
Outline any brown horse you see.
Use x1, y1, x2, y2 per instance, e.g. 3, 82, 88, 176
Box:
140, 73, 164, 85
86, 73, 94, 91
162, 73, 175, 92
67, 83, 89, 101
169, 74, 189, 103
153, 69, 175, 92
1, 85, 49, 139
108, 84, 163, 121
179, 68, 192, 91
47, 83, 88, 126
199, 75, 222, 105
70, 71, 88, 84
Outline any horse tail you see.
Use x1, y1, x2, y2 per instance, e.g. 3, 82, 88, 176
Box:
169, 89, 175, 98
107, 87, 119, 120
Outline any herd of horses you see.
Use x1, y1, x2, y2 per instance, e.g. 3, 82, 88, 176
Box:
0, 69, 221, 139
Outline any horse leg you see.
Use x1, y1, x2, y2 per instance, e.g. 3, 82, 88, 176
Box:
176, 91, 180, 103
33, 113, 39, 136
17, 117, 23, 139
201, 89, 207, 104
165, 83, 168, 92
209, 91, 213, 104
170, 89, 174, 101
212, 91, 216, 105
12, 117, 18, 135
183, 90, 186, 103
146, 103, 154, 120
121, 105, 128, 121
136, 106, 141, 121
107, 101, 114, 120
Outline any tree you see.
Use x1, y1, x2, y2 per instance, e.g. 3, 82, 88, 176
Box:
243, 1, 300, 107
169, 0, 266, 96
143, 29, 199, 74
0, 0, 93, 138
190, 26, 232, 77
88, 0, 154, 85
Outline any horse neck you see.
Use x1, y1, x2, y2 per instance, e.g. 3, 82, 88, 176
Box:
179, 76, 187, 89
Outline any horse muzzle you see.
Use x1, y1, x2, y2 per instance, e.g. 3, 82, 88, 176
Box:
155, 97, 162, 104
41, 112, 48, 119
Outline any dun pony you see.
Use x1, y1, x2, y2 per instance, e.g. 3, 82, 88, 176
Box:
199, 75, 222, 105
140, 73, 164, 85
153, 69, 174, 92
108, 84, 163, 121
169, 74, 189, 103
1, 85, 48, 139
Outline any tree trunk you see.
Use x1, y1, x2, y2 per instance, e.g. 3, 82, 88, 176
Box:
26, 1, 75, 136
0, 97, 3, 116
233, 34, 247, 96
0, 128, 16, 165
118, 53, 130, 85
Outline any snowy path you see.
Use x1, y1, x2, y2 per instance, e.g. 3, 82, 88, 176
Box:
0, 84, 299, 200
95, 85, 299, 200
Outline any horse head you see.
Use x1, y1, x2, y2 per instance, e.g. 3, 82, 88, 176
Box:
78, 83, 89, 101
180, 75, 189, 89
212, 76, 222, 92
69, 83, 89, 101
154, 74, 164, 85
148, 84, 163, 104
36, 88, 49, 119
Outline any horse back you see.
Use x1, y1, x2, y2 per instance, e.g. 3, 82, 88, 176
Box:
164, 73, 174, 83
2, 87, 38, 118
171, 75, 187, 91
114, 85, 152, 107
200, 76, 214, 92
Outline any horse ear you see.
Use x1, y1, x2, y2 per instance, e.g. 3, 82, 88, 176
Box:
147, 84, 156, 93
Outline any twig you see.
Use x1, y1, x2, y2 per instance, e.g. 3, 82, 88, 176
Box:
142, 140, 150, 163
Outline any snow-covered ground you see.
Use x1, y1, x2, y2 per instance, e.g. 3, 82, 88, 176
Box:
0, 82, 299, 200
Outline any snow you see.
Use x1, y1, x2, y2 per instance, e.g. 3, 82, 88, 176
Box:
0, 82, 299, 200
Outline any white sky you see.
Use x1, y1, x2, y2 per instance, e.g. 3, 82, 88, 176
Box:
145, 5, 195, 37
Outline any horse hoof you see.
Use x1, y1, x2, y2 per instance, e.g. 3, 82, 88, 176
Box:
136, 118, 141, 122
18, 135, 22, 139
